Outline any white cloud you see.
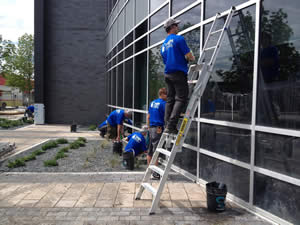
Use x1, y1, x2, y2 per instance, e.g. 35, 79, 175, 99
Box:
0, 0, 34, 42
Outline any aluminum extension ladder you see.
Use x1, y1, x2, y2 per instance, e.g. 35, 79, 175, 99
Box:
135, 7, 236, 215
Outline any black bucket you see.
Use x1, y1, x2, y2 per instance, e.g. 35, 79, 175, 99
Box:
206, 181, 227, 212
123, 151, 134, 170
112, 141, 123, 155
70, 124, 77, 132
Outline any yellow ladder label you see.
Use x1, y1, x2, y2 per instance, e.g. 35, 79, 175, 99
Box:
176, 118, 188, 146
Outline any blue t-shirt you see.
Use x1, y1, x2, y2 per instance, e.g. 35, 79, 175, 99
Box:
27, 105, 34, 113
161, 34, 191, 75
98, 118, 132, 129
106, 109, 125, 127
98, 121, 107, 129
125, 132, 147, 156
149, 98, 166, 127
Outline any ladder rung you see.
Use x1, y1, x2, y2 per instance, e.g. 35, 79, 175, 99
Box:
149, 165, 165, 176
156, 148, 171, 157
204, 46, 218, 51
188, 80, 198, 84
142, 183, 157, 196
211, 29, 223, 35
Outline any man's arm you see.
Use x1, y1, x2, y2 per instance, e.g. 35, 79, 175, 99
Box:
117, 124, 123, 141
147, 114, 150, 127
185, 52, 195, 62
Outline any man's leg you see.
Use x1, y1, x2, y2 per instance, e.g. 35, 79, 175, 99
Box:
168, 72, 189, 130
147, 127, 162, 179
106, 124, 117, 139
164, 75, 176, 128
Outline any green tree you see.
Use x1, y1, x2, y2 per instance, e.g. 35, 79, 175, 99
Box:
1, 34, 34, 94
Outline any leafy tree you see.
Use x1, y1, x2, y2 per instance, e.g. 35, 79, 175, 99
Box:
0, 34, 34, 94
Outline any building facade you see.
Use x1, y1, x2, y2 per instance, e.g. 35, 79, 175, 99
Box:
105, 0, 300, 224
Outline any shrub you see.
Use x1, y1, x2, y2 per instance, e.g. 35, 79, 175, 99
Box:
59, 147, 69, 153
69, 142, 80, 149
77, 137, 87, 143
42, 141, 58, 150
7, 160, 16, 168
55, 151, 67, 160
44, 159, 58, 167
76, 140, 86, 147
33, 149, 45, 155
23, 154, 36, 162
13, 158, 26, 167
56, 138, 68, 144
88, 125, 97, 131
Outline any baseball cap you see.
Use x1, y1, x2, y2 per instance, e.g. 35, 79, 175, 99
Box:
141, 125, 149, 133
164, 18, 181, 29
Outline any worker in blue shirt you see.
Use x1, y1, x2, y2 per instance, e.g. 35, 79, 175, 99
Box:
25, 105, 34, 119
161, 18, 195, 134
98, 118, 132, 138
124, 125, 148, 156
106, 109, 132, 141
147, 88, 167, 179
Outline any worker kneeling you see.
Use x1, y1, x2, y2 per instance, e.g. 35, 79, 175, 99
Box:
123, 125, 148, 170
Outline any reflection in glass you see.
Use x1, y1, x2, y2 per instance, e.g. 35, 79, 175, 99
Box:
136, 20, 148, 39
134, 112, 147, 128
124, 59, 133, 108
149, 45, 165, 104
125, 45, 133, 59
205, 0, 248, 19
111, 69, 116, 105
150, 0, 166, 13
201, 123, 251, 163
150, 4, 169, 29
107, 72, 111, 106
134, 52, 147, 109
175, 5, 201, 31
135, 0, 148, 25
117, 64, 124, 107
150, 26, 165, 46
182, 28, 200, 67
257, 0, 300, 130
256, 132, 300, 179
173, 147, 197, 176
135, 36, 147, 54
254, 173, 300, 224
125, 32, 133, 47
185, 121, 197, 146
201, 7, 255, 123
200, 154, 250, 201
172, 0, 197, 15
118, 9, 125, 40
117, 51, 123, 64
125, 0, 134, 33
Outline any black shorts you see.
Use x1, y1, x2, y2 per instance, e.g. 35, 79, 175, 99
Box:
148, 127, 163, 157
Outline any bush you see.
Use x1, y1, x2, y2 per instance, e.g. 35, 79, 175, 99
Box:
59, 147, 69, 153
88, 125, 97, 131
23, 154, 36, 162
44, 159, 58, 167
55, 151, 67, 160
7, 160, 16, 168
76, 140, 86, 147
7, 158, 26, 168
56, 138, 68, 144
69, 142, 80, 149
77, 137, 87, 143
42, 141, 58, 150
33, 149, 45, 155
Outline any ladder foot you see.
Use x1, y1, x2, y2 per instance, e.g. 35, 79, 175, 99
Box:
135, 197, 141, 200
149, 212, 155, 215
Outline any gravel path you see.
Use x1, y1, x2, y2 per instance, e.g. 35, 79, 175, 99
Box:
0, 139, 148, 172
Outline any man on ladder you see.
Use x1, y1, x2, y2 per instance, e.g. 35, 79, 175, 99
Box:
161, 18, 195, 134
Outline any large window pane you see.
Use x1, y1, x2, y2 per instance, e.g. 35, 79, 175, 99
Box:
182, 28, 200, 68
150, 4, 169, 29
111, 69, 116, 105
135, 37, 147, 53
185, 121, 197, 147
134, 52, 148, 109
136, 0, 148, 25
254, 173, 300, 224
134, 112, 147, 128
201, 6, 255, 124
205, 0, 249, 19
125, 59, 133, 108
117, 64, 124, 107
136, 20, 148, 39
256, 132, 300, 180
256, 0, 300, 130
118, 9, 125, 41
125, 45, 133, 58
175, 4, 201, 31
150, 26, 165, 46
150, 0, 166, 13
174, 147, 197, 176
149, 45, 165, 104
125, 31, 133, 47
125, 0, 134, 33
201, 123, 251, 163
172, 0, 197, 16
200, 154, 250, 202
107, 72, 111, 106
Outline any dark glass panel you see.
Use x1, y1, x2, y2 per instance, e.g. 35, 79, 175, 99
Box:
111, 69, 116, 105
205, 0, 249, 19
136, 20, 148, 39
185, 121, 197, 147
125, 45, 133, 58
149, 45, 165, 104
254, 173, 300, 224
134, 112, 147, 128
200, 123, 251, 163
256, 132, 300, 179
257, 0, 300, 130
150, 26, 166, 46
124, 59, 133, 108
175, 4, 201, 31
199, 154, 250, 202
107, 72, 111, 106
150, 4, 169, 29
182, 28, 200, 73
201, 6, 255, 124
112, 56, 116, 67
125, 31, 134, 47
150, 0, 166, 13
172, 0, 197, 16
134, 52, 147, 109
135, 36, 147, 53
173, 147, 197, 176
118, 40, 124, 52
117, 64, 124, 107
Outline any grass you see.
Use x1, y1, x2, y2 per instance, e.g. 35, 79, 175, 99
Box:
44, 159, 58, 167
6, 158, 26, 168
69, 141, 81, 149
23, 153, 36, 162
59, 147, 69, 153
55, 151, 67, 160
77, 137, 87, 143
42, 141, 58, 150
0, 118, 33, 129
76, 140, 86, 147
33, 149, 46, 155
88, 125, 97, 131
56, 138, 68, 144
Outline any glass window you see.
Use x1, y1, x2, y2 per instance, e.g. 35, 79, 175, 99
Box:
111, 69, 116, 105
136, 20, 148, 39
254, 173, 300, 224
182, 28, 200, 69
200, 154, 250, 202
256, 132, 300, 179
107, 72, 111, 106
205, 0, 249, 19
117, 64, 124, 107
149, 45, 165, 104
125, 0, 134, 34
136, 0, 148, 25
125, 31, 134, 47
185, 121, 197, 147
117, 51, 124, 64
174, 147, 197, 176
134, 52, 148, 109
201, 6, 255, 124
256, 0, 300, 130
150, 26, 166, 46
125, 45, 133, 59
113, 21, 118, 47
175, 5, 201, 31
201, 123, 251, 163
125, 59, 133, 108
172, 0, 197, 16
135, 36, 147, 53
117, 9, 125, 41
150, 4, 169, 29
150, 0, 166, 13
134, 112, 147, 128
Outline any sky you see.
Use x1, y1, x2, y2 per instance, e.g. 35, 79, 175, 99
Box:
0, 0, 34, 42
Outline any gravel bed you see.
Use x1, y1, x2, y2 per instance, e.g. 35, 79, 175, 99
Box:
0, 139, 148, 172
